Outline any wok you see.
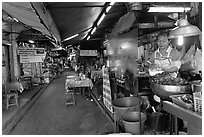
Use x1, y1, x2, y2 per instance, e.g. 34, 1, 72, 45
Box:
150, 83, 192, 100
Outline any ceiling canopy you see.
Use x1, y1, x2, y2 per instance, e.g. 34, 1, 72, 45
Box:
3, 2, 199, 49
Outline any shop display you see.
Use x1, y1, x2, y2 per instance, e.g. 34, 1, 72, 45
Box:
150, 72, 189, 85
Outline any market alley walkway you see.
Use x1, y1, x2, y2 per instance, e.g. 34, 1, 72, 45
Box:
9, 68, 113, 135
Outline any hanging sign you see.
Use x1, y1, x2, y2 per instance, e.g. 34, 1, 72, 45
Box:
18, 48, 46, 63
18, 48, 45, 55
20, 55, 45, 63
102, 66, 113, 113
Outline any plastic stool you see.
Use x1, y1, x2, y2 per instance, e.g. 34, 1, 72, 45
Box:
6, 92, 18, 109
65, 88, 76, 106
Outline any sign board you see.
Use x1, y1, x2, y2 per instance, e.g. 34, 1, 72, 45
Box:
80, 50, 97, 56
18, 48, 45, 55
102, 66, 113, 113
20, 55, 45, 63
18, 48, 46, 63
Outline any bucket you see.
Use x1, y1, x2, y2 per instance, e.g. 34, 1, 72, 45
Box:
112, 97, 143, 120
121, 111, 146, 135
191, 80, 202, 92
146, 108, 168, 131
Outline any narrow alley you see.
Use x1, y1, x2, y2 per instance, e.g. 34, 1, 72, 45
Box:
8, 68, 113, 135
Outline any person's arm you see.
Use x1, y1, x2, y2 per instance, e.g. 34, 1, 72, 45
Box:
147, 52, 155, 65
163, 49, 181, 73
145, 52, 156, 70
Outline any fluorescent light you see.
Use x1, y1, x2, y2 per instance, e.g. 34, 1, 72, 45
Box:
177, 36, 184, 46
87, 36, 90, 40
106, 2, 115, 13
13, 17, 19, 22
91, 27, 96, 35
148, 7, 191, 13
110, 2, 115, 6
62, 34, 79, 42
28, 40, 35, 43
97, 13, 105, 26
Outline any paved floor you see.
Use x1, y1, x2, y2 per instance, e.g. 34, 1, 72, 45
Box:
8, 69, 114, 135
2, 85, 44, 129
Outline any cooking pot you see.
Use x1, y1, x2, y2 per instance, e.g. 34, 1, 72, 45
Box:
112, 97, 143, 120
150, 83, 192, 100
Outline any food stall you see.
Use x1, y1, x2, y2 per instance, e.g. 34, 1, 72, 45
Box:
100, 7, 202, 135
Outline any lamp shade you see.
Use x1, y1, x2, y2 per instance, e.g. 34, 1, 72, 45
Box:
169, 19, 201, 39
171, 35, 200, 51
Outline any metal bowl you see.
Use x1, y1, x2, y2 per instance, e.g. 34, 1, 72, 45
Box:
150, 83, 192, 100
112, 97, 143, 119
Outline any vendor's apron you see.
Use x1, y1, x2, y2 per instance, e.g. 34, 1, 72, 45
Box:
154, 52, 172, 70
154, 49, 177, 77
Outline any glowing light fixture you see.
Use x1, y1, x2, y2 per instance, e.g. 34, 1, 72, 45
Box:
169, 18, 201, 38
87, 36, 90, 40
148, 6, 191, 13
91, 27, 96, 35
106, 2, 115, 13
13, 17, 19, 22
97, 13, 105, 26
28, 40, 34, 43
62, 34, 79, 42
177, 36, 184, 46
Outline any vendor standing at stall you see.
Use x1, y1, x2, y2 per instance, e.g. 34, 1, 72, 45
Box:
147, 32, 182, 77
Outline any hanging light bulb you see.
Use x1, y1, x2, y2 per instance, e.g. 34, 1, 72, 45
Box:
169, 18, 201, 38
177, 35, 184, 46
169, 18, 201, 52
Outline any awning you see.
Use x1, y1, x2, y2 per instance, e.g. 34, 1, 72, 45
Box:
109, 11, 136, 38
2, 2, 60, 43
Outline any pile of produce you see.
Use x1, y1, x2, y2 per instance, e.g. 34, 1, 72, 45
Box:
150, 72, 189, 85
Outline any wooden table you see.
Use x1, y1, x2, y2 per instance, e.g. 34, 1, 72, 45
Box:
65, 77, 93, 95
4, 81, 30, 93
163, 101, 202, 135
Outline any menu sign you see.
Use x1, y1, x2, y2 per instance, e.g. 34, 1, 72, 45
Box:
102, 66, 113, 113
20, 55, 45, 63
18, 48, 46, 63
18, 48, 45, 55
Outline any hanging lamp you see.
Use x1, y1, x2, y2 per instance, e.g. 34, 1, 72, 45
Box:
169, 16, 201, 52
169, 18, 201, 38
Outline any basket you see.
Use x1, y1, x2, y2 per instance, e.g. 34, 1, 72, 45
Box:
193, 92, 202, 113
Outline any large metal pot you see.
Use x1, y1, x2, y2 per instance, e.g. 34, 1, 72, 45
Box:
121, 111, 146, 135
112, 97, 143, 120
150, 83, 192, 100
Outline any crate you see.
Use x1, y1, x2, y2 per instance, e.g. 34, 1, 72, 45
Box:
170, 94, 194, 110
193, 92, 202, 113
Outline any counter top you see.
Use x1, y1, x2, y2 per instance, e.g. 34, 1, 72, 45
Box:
163, 101, 202, 135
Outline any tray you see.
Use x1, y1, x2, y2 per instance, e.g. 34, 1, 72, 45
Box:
170, 94, 194, 110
